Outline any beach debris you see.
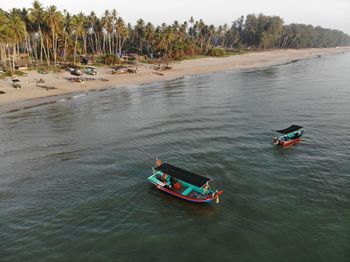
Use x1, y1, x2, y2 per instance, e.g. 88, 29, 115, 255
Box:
111, 66, 128, 74
111, 66, 137, 74
153, 72, 164, 76
36, 83, 57, 91
0, 91, 6, 95
12, 79, 21, 89
37, 78, 45, 84
127, 68, 137, 74
67, 77, 85, 83
162, 65, 173, 71
100, 78, 109, 82
154, 64, 173, 71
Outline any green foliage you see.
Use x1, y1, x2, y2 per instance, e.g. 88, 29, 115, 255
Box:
207, 48, 226, 57
278, 24, 350, 48
1, 1, 350, 72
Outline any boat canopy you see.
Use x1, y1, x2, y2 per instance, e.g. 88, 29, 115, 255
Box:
276, 125, 303, 134
155, 163, 211, 188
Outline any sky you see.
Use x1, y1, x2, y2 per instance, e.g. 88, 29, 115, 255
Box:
1, 0, 350, 34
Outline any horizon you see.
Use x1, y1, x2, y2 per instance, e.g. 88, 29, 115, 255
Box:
1, 0, 350, 34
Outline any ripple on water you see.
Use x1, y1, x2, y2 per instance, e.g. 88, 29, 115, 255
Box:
1, 53, 350, 261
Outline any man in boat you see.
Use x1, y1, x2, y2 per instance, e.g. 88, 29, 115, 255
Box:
155, 158, 162, 167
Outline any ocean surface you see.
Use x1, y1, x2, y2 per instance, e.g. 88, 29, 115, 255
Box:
0, 52, 349, 262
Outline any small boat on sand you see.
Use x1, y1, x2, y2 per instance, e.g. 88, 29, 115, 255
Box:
12, 79, 21, 89
68, 67, 83, 76
84, 66, 97, 75
273, 125, 304, 147
148, 160, 223, 203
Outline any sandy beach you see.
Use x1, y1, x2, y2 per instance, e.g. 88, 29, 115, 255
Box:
1, 47, 349, 110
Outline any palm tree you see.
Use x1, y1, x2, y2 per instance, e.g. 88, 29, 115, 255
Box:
145, 22, 155, 55
28, 0, 47, 63
116, 17, 128, 55
157, 26, 175, 58
134, 19, 145, 54
45, 5, 63, 68
222, 23, 228, 48
87, 11, 98, 55
6, 12, 27, 74
70, 13, 85, 65
62, 10, 72, 61
0, 10, 10, 68
101, 10, 112, 54
111, 9, 118, 54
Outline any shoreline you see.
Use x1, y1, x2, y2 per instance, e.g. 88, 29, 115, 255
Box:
1, 47, 349, 113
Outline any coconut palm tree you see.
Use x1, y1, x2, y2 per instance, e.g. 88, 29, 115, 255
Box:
6, 12, 27, 74
70, 13, 85, 65
101, 10, 113, 54
134, 19, 145, 54
145, 22, 155, 56
0, 10, 10, 67
111, 9, 118, 54
87, 11, 98, 55
28, 0, 47, 63
116, 17, 128, 55
45, 5, 63, 68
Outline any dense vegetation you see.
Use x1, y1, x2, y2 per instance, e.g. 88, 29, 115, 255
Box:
1, 1, 350, 74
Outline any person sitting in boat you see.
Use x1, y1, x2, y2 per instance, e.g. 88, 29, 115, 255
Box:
162, 173, 173, 189
203, 182, 209, 193
161, 173, 168, 183
155, 158, 162, 167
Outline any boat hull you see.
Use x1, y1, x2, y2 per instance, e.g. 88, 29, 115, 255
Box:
278, 137, 301, 147
154, 184, 222, 203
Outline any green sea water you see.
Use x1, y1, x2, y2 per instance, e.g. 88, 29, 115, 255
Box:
0, 52, 349, 262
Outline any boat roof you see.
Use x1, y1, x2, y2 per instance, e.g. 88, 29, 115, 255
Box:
276, 125, 303, 134
155, 163, 211, 188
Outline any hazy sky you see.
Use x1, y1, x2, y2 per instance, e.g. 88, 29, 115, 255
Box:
1, 0, 350, 34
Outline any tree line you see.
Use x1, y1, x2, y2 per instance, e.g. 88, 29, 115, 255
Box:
1, 1, 350, 73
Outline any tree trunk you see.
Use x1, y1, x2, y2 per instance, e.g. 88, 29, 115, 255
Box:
63, 34, 67, 62
52, 28, 57, 69
94, 32, 99, 55
12, 44, 16, 75
39, 25, 44, 63
7, 47, 13, 76
109, 33, 112, 53
46, 37, 50, 66
83, 35, 87, 55
74, 34, 78, 65
103, 34, 105, 54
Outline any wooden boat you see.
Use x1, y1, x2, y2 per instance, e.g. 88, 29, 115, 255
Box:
273, 125, 304, 147
68, 67, 83, 76
148, 160, 223, 203
84, 66, 97, 75
12, 79, 21, 89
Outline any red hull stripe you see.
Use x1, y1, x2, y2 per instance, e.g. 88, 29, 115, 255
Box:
155, 185, 218, 203
281, 137, 301, 147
